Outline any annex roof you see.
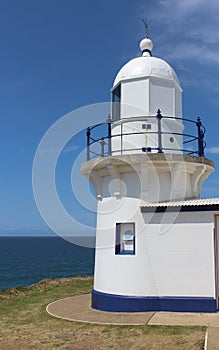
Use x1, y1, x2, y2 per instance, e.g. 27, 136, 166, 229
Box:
141, 198, 219, 212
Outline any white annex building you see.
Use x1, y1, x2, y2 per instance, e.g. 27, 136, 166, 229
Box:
81, 33, 219, 313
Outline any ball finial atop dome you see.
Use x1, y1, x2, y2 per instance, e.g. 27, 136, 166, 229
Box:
140, 37, 153, 57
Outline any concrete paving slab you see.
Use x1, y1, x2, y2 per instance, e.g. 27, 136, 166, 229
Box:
148, 311, 219, 327
46, 294, 219, 327
46, 294, 154, 325
206, 327, 219, 349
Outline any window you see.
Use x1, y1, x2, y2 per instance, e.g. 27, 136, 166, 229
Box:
112, 84, 121, 122
115, 223, 135, 255
169, 136, 174, 143
142, 123, 151, 130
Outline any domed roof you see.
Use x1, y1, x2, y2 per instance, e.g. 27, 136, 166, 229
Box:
113, 37, 181, 88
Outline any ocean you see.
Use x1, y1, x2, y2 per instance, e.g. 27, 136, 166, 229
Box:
0, 236, 95, 291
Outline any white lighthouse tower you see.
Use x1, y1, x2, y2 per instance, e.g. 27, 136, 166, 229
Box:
81, 33, 219, 313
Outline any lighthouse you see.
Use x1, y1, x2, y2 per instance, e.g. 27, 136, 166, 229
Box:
81, 33, 219, 313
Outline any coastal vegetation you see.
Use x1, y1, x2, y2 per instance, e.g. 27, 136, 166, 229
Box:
0, 276, 205, 349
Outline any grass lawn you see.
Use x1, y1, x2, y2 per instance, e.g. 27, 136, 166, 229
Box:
0, 276, 206, 349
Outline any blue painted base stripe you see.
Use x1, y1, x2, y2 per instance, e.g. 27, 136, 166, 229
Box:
92, 289, 217, 313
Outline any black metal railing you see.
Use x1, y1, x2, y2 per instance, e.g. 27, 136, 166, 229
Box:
86, 110, 206, 161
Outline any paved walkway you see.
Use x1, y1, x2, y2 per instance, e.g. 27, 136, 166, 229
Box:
46, 294, 219, 349
207, 328, 219, 349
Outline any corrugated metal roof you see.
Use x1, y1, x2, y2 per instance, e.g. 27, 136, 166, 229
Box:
141, 198, 219, 208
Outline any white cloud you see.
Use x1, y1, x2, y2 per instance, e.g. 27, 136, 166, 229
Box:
207, 147, 219, 154
0, 79, 32, 91
166, 42, 219, 66
159, 0, 206, 14
63, 144, 79, 153
38, 144, 79, 154
138, 0, 219, 68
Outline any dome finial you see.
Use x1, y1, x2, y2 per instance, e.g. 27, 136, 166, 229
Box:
140, 19, 153, 57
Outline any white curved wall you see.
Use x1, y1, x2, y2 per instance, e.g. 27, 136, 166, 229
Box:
111, 119, 184, 155
94, 199, 216, 298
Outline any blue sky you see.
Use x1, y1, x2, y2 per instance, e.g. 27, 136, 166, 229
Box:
1, 0, 219, 236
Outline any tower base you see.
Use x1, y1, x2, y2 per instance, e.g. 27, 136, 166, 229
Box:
92, 289, 217, 313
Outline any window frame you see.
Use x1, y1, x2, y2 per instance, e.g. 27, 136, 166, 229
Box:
115, 222, 135, 255
112, 84, 121, 122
